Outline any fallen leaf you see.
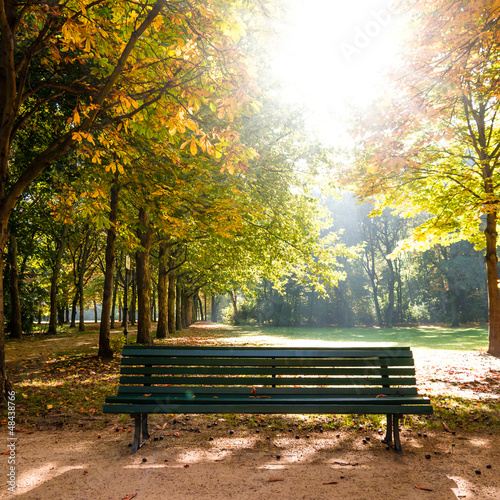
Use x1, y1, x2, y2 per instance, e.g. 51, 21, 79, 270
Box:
415, 486, 433, 491
2, 450, 14, 455
83, 471, 88, 475
251, 387, 256, 396
323, 481, 338, 485
376, 394, 388, 398
333, 462, 359, 466
47, 404, 53, 409
184, 464, 190, 468
173, 432, 180, 437
268, 478, 283, 482
442, 422, 452, 433
15, 429, 33, 434
121, 495, 137, 500
256, 396, 271, 399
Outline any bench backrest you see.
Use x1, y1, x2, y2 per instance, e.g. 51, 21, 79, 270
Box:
117, 346, 419, 396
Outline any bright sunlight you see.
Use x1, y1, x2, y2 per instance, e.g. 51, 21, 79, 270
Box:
270, 0, 407, 144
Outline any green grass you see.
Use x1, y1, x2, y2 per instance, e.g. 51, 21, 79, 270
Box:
225, 325, 489, 351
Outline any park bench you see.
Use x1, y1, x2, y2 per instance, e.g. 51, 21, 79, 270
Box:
102, 345, 433, 454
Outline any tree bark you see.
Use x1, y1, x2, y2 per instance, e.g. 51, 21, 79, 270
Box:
176, 282, 182, 331
8, 232, 22, 338
111, 270, 119, 329
47, 225, 68, 335
0, 223, 13, 397
98, 177, 119, 358
156, 242, 169, 339
136, 208, 153, 344
71, 291, 78, 327
211, 295, 218, 323
485, 212, 500, 356
167, 263, 176, 335
130, 270, 136, 325
77, 231, 91, 333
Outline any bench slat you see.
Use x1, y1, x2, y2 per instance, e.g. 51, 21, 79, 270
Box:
120, 356, 415, 367
118, 375, 417, 386
120, 366, 416, 376
115, 385, 419, 396
103, 402, 433, 415
106, 394, 431, 405
121, 347, 413, 359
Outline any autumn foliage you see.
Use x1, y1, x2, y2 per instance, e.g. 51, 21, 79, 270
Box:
350, 0, 500, 355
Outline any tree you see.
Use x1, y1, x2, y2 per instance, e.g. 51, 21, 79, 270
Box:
349, 0, 500, 355
0, 0, 271, 398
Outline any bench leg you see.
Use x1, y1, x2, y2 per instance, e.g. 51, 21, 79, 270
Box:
383, 414, 403, 454
384, 414, 393, 445
393, 416, 403, 454
131, 414, 149, 454
142, 413, 149, 440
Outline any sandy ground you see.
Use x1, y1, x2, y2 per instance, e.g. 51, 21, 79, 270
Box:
2, 423, 499, 500
2, 325, 500, 499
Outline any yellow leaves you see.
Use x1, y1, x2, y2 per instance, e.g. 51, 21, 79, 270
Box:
118, 94, 139, 113
73, 108, 81, 125
105, 162, 125, 175
180, 139, 199, 156
72, 131, 95, 145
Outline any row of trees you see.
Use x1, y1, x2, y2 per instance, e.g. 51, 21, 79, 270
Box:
348, 0, 500, 355
229, 193, 487, 328
0, 0, 342, 400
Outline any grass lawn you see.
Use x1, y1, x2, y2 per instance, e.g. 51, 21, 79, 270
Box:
219, 325, 490, 351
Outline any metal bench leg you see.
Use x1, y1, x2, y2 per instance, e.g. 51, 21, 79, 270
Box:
384, 414, 393, 445
131, 413, 149, 454
393, 416, 403, 454
142, 413, 149, 440
131, 414, 142, 454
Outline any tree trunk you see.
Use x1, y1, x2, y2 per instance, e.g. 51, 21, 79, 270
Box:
78, 277, 85, 332
211, 295, 218, 323
156, 242, 169, 339
176, 282, 182, 331
8, 232, 22, 338
230, 291, 238, 317
130, 270, 136, 325
385, 260, 395, 328
111, 271, 119, 329
71, 291, 78, 327
152, 284, 156, 322
0, 223, 13, 400
48, 225, 68, 335
136, 208, 153, 344
485, 212, 500, 356
98, 177, 119, 358
167, 263, 176, 335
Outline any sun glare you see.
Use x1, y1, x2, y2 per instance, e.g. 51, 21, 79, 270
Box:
270, 0, 406, 145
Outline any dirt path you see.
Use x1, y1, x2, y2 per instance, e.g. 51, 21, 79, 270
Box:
2, 424, 499, 499
2, 325, 500, 499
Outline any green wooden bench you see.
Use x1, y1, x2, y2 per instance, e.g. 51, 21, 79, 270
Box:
103, 345, 433, 454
